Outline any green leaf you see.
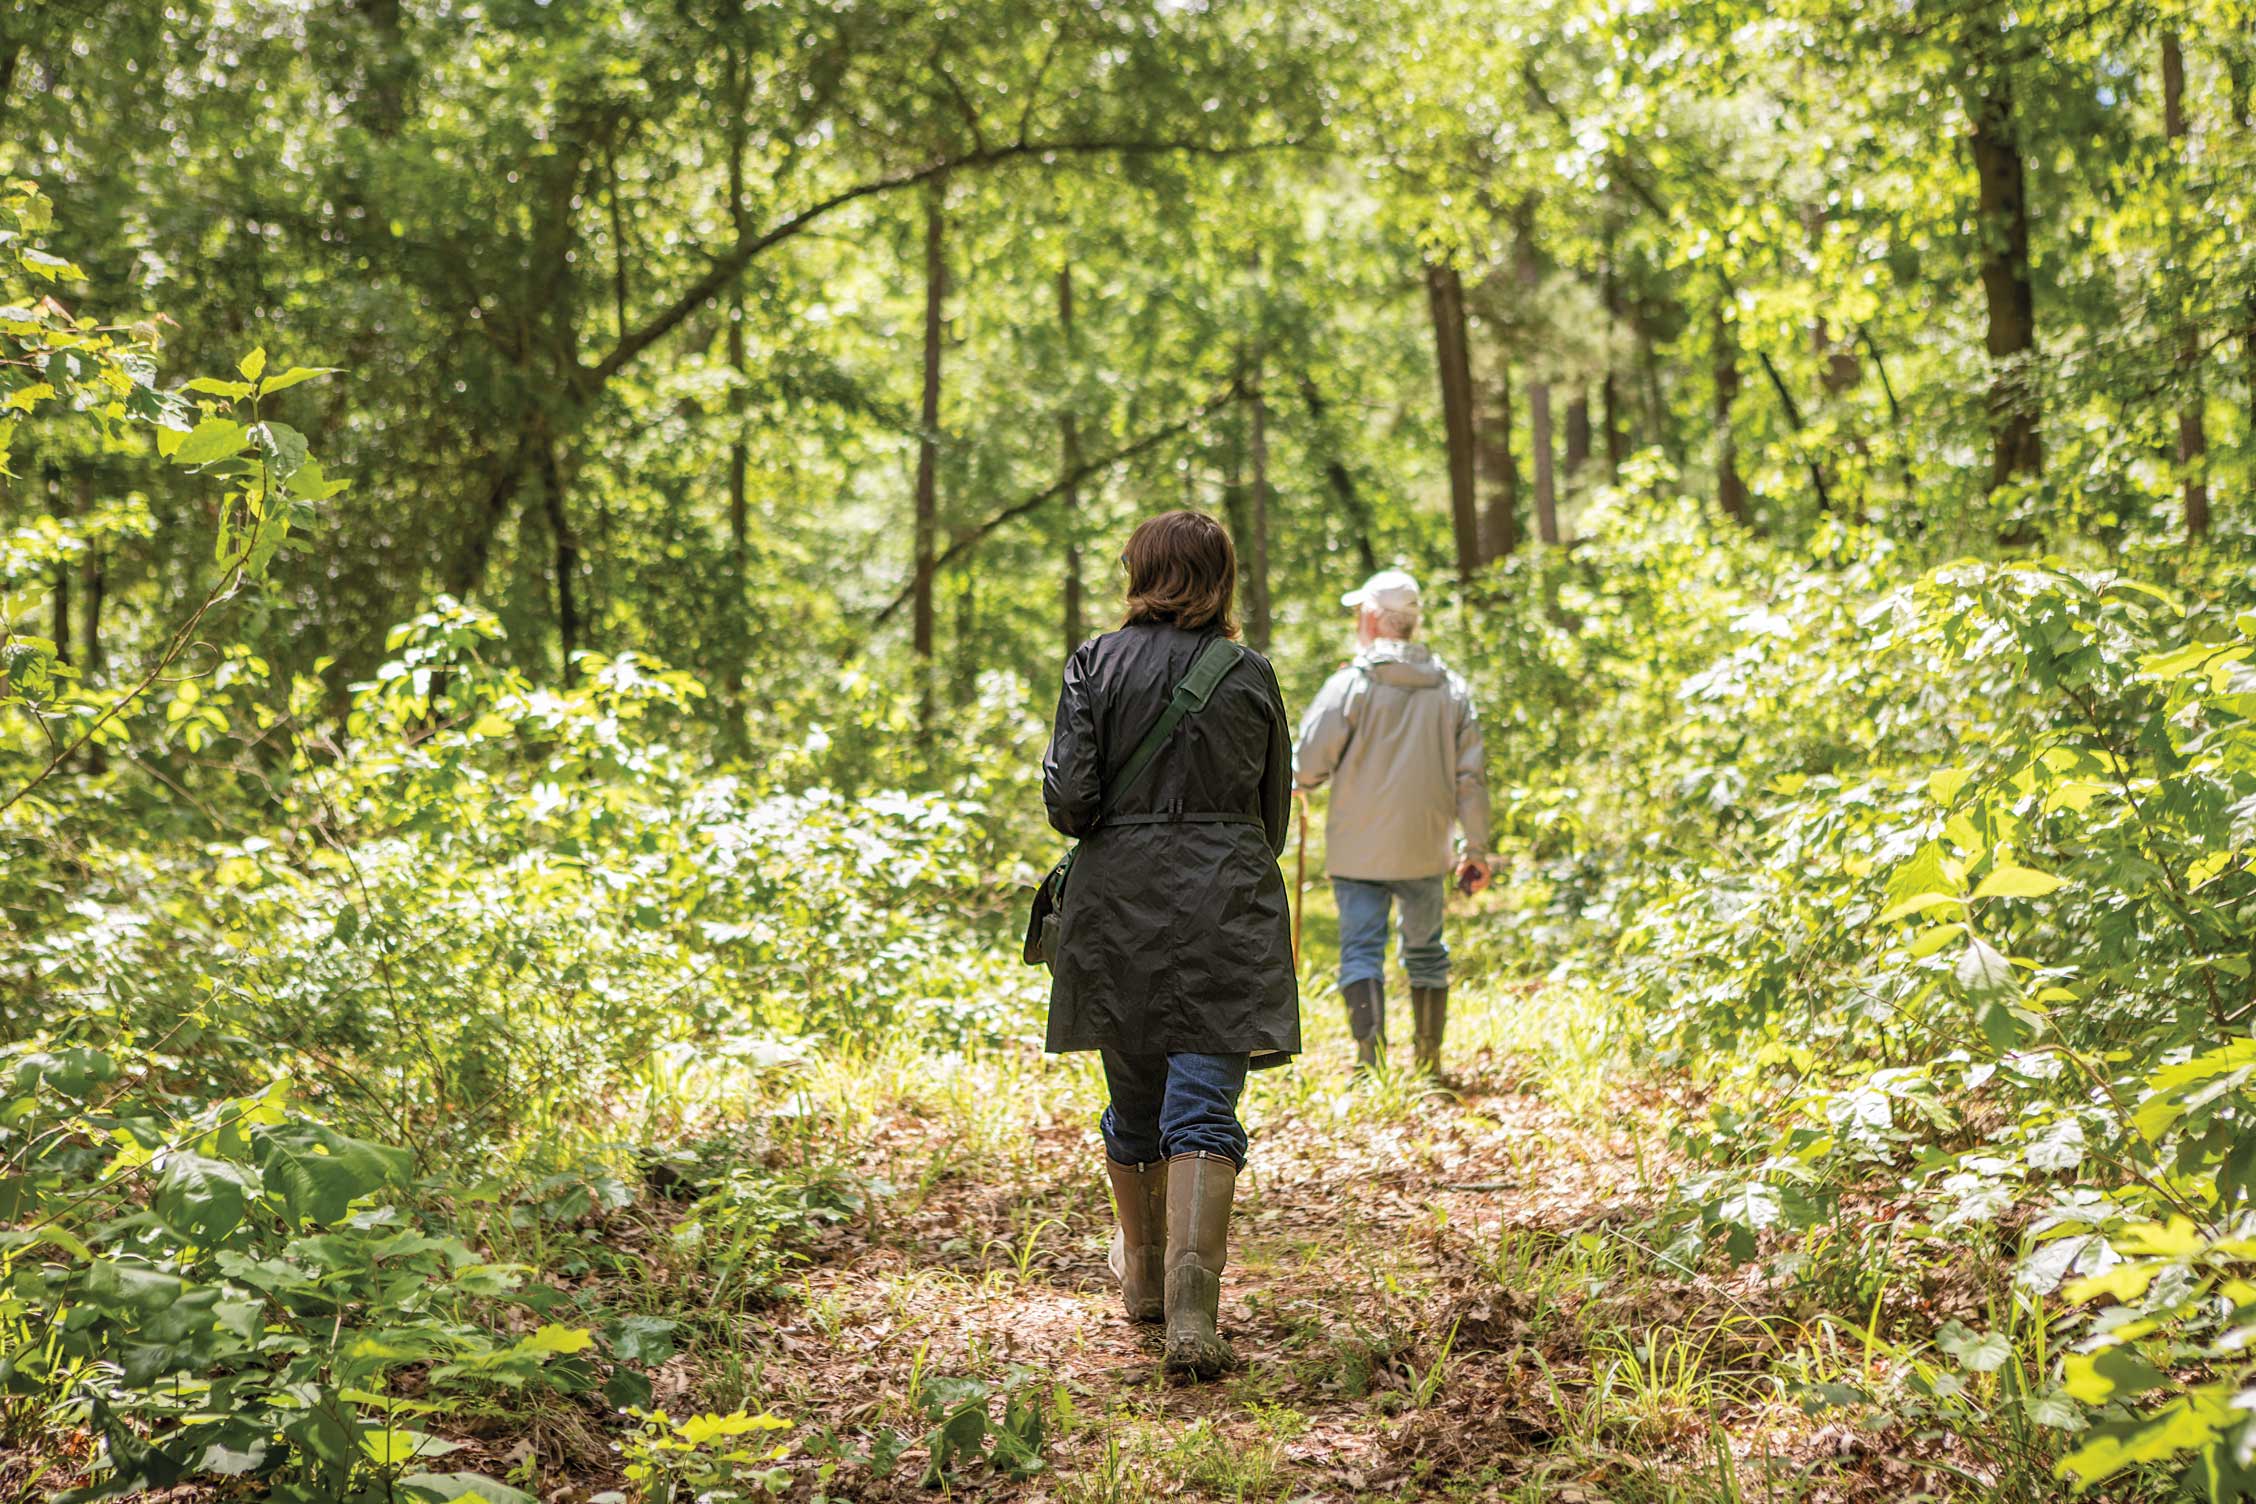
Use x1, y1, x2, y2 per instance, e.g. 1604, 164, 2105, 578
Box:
518, 1324, 594, 1356
1879, 892, 1965, 924
1973, 864, 2065, 899
2057, 1392, 2235, 1487
185, 377, 254, 399
173, 417, 247, 466
20, 247, 81, 281
604, 1315, 677, 1364
362, 1429, 461, 1466
1955, 937, 2015, 996
253, 421, 309, 481
286, 456, 350, 501
257, 365, 340, 394
2023, 1389, 2086, 1431
1935, 1321, 2013, 1373
238, 347, 266, 381
399, 1475, 538, 1504
919, 1402, 988, 1488
154, 1153, 260, 1243
2062, 1345, 2167, 1405
252, 1122, 412, 1225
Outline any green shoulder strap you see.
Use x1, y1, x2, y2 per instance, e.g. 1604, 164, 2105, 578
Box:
1100, 638, 1246, 821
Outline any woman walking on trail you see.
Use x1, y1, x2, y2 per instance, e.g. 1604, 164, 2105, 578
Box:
1041, 510, 1301, 1379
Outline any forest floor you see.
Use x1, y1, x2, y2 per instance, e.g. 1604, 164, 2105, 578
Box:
608, 974, 1947, 1504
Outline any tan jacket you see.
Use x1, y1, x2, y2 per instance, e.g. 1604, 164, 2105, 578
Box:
1293, 639, 1490, 881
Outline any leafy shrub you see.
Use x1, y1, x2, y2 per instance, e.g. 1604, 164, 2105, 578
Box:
1463, 494, 2256, 1496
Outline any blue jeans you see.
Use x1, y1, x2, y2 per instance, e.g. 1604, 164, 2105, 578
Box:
1100, 1051, 1249, 1169
1335, 876, 1450, 991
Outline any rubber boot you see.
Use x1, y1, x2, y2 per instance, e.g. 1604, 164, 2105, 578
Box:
1342, 978, 1386, 1071
1163, 1152, 1239, 1378
1104, 1158, 1167, 1323
1411, 985, 1448, 1077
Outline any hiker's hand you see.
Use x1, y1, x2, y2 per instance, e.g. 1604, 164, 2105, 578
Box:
1455, 857, 1491, 896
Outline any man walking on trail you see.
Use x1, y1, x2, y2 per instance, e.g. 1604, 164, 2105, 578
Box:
1294, 569, 1490, 1075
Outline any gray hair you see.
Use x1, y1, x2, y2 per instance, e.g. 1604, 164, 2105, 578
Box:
1371, 602, 1420, 639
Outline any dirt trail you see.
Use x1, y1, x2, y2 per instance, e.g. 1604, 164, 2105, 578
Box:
754, 1043, 1734, 1502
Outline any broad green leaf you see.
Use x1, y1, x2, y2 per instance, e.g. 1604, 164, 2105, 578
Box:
517, 1324, 594, 1357
1927, 767, 1972, 805
1880, 892, 1964, 924
173, 417, 247, 466
154, 1153, 259, 1243
362, 1429, 461, 1465
253, 420, 308, 481
2057, 1392, 2235, 1486
675, 1410, 792, 1446
257, 365, 340, 394
2061, 1345, 2167, 1405
1955, 937, 2015, 996
1972, 864, 2064, 899
399, 1475, 539, 1504
238, 347, 266, 381
252, 1122, 411, 1225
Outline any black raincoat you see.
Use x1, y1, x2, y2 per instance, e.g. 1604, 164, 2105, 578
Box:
1041, 621, 1301, 1067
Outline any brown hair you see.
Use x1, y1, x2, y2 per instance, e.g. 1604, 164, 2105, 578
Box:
1120, 510, 1240, 638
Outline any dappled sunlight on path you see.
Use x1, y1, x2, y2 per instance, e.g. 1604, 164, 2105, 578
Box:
752, 1004, 1891, 1502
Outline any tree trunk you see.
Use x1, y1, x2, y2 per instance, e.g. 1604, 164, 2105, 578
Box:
2165, 32, 2210, 537
1298, 371, 1380, 574
1564, 391, 1591, 479
913, 180, 946, 675
1518, 235, 1558, 544
950, 529, 977, 706
1601, 239, 1629, 479
1959, 24, 2042, 488
353, 0, 409, 135
1425, 261, 1482, 582
2246, 297, 2256, 452
1221, 399, 1250, 610
46, 464, 67, 666
1478, 332, 1520, 563
539, 435, 578, 671
606, 144, 630, 341
78, 473, 104, 772
1635, 301, 1676, 467
1713, 301, 1749, 525
1058, 263, 1085, 658
725, 54, 751, 735
1245, 369, 1274, 650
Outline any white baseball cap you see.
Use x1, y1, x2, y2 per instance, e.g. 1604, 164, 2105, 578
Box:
1342, 569, 1421, 613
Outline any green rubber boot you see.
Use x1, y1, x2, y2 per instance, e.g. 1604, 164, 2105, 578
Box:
1163, 1152, 1240, 1379
1105, 1157, 1167, 1323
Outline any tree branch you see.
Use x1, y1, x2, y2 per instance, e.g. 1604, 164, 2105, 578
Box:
586, 137, 1301, 387
867, 385, 1240, 630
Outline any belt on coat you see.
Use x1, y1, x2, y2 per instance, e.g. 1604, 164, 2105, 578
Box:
1103, 812, 1265, 827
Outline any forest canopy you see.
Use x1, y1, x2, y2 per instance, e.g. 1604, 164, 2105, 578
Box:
5, 0, 2256, 1500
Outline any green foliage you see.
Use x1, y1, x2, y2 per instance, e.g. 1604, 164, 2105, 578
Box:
616, 1408, 795, 1504
1459, 492, 2256, 1496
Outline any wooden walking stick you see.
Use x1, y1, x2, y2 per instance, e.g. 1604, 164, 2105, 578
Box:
1292, 791, 1309, 969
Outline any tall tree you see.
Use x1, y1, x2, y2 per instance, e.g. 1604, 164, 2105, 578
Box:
1426, 260, 1482, 581
1518, 231, 1558, 544
1058, 261, 1086, 658
1601, 237, 1628, 480
1713, 300, 1749, 525
913, 179, 947, 685
1244, 369, 1274, 649
2164, 31, 2209, 537
1957, 8, 2042, 488
1477, 326, 1521, 562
